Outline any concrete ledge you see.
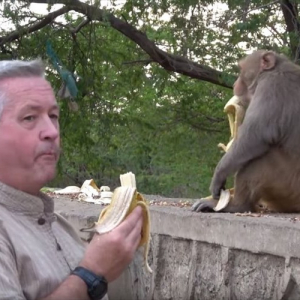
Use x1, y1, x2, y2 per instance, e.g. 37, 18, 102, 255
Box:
54, 196, 300, 300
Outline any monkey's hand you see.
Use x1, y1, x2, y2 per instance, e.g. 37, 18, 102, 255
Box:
192, 190, 232, 213
209, 174, 226, 200
192, 198, 218, 212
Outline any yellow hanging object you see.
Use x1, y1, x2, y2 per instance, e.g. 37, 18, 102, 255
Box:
95, 172, 152, 273
218, 95, 246, 152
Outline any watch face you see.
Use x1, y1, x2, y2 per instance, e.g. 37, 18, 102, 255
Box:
89, 278, 108, 300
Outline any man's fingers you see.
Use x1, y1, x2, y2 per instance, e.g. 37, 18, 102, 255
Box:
127, 215, 143, 249
117, 206, 143, 236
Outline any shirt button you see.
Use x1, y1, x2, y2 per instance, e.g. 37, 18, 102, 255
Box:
37, 217, 46, 225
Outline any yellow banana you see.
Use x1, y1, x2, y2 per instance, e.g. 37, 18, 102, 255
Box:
218, 95, 246, 152
95, 174, 152, 273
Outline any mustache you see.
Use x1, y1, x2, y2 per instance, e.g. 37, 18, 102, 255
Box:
36, 144, 61, 157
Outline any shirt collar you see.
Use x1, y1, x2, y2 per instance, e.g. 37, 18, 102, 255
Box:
0, 181, 54, 215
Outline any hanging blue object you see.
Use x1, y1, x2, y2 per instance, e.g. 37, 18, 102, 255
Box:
46, 40, 78, 99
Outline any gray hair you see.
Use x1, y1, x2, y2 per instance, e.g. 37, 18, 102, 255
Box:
0, 59, 45, 117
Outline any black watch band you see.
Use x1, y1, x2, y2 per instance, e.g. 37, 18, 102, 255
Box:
71, 266, 108, 300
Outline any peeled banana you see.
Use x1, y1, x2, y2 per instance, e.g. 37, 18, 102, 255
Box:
95, 173, 152, 273
218, 95, 246, 152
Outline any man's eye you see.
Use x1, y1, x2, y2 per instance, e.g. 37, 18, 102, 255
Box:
24, 116, 36, 121
50, 114, 59, 120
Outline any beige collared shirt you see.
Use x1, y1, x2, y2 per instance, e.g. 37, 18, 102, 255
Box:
0, 181, 86, 299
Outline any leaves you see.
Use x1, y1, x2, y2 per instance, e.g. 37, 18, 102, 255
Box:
0, 0, 298, 196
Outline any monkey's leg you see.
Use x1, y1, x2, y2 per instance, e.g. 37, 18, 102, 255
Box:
193, 167, 260, 213
220, 168, 261, 213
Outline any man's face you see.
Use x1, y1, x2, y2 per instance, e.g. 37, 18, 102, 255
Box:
0, 76, 60, 195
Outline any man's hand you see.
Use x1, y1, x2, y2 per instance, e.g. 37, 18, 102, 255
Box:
40, 206, 143, 300
79, 206, 143, 282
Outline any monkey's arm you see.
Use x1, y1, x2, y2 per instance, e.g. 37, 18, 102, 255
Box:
210, 95, 281, 199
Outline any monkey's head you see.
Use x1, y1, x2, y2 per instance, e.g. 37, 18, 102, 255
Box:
234, 50, 277, 101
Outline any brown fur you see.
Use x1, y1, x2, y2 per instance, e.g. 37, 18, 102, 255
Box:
193, 50, 300, 213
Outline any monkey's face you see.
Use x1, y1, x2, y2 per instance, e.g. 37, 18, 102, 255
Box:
237, 50, 277, 97
233, 78, 251, 107
233, 52, 267, 101
233, 77, 247, 97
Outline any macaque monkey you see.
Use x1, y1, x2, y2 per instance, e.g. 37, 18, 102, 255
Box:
193, 50, 300, 213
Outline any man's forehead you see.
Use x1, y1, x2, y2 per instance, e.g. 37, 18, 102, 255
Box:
0, 76, 52, 94
19, 103, 59, 111
0, 76, 57, 111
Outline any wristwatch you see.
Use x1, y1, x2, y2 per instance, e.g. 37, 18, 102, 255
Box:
71, 266, 108, 300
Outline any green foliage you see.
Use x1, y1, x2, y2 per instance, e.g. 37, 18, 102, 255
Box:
0, 0, 294, 197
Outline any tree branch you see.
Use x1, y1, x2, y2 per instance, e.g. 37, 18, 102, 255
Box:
0, 6, 71, 45
68, 0, 234, 88
280, 0, 300, 60
122, 59, 153, 65
71, 18, 90, 34
7, 0, 235, 88
267, 24, 287, 45
228, 0, 280, 22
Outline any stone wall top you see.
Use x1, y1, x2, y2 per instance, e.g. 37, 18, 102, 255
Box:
53, 195, 300, 259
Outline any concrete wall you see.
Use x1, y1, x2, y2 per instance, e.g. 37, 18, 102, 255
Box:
54, 197, 300, 300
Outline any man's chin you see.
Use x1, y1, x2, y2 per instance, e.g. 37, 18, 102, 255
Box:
37, 166, 57, 186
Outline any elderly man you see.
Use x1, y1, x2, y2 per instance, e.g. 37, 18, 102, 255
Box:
0, 59, 143, 300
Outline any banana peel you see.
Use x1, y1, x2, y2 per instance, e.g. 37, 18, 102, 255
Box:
95, 173, 152, 273
199, 188, 234, 211
214, 188, 234, 211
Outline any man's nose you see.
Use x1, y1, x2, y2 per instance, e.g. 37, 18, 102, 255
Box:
39, 117, 59, 141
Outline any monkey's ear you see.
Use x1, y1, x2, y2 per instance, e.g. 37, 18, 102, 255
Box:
261, 51, 276, 70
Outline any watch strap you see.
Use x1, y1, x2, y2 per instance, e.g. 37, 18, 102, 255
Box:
71, 266, 108, 300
